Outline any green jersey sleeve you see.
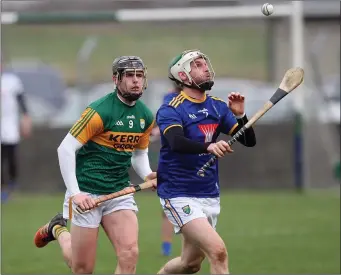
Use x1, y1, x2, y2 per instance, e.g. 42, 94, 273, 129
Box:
69, 107, 104, 144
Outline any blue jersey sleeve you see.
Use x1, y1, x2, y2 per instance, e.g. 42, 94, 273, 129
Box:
156, 105, 183, 135
220, 103, 238, 135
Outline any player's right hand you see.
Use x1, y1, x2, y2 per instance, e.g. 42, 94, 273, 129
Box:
73, 193, 97, 211
207, 140, 233, 157
145, 172, 157, 181
151, 178, 157, 191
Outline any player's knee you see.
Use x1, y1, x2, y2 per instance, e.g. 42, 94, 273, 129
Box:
182, 255, 205, 273
117, 244, 139, 266
209, 244, 228, 264
71, 262, 94, 274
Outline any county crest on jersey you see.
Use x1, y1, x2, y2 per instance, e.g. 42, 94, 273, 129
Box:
156, 91, 238, 199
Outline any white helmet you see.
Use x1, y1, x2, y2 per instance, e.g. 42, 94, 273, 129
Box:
168, 49, 215, 91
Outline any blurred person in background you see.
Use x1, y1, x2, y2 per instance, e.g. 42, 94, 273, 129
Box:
150, 82, 181, 257
1, 57, 32, 203
33, 56, 157, 274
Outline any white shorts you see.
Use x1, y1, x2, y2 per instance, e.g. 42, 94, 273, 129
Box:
160, 197, 220, 234
63, 191, 138, 228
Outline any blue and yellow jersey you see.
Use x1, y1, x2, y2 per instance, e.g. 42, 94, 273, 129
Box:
156, 91, 238, 199
163, 91, 179, 104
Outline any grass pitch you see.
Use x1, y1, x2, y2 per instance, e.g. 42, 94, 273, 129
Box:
2, 190, 340, 274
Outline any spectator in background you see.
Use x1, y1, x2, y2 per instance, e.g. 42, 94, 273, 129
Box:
1, 65, 32, 203
150, 82, 181, 257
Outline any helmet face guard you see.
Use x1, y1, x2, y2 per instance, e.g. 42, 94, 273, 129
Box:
112, 56, 147, 101
168, 50, 215, 91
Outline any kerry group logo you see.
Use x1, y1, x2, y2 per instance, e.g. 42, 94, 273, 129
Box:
91, 131, 144, 152
108, 133, 142, 151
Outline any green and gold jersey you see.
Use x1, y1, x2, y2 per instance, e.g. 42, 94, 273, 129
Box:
69, 90, 154, 195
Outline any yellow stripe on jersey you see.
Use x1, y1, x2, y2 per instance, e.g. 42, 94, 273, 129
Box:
209, 95, 225, 103
163, 124, 182, 135
70, 108, 96, 137
168, 95, 180, 106
70, 108, 104, 144
169, 94, 185, 108
228, 122, 239, 135
180, 91, 206, 103
174, 96, 186, 108
73, 110, 97, 138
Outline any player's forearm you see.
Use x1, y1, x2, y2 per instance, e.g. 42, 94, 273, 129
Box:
164, 126, 210, 154
232, 113, 256, 147
57, 133, 83, 195
131, 148, 153, 180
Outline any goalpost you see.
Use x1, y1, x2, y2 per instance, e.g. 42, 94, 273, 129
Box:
290, 1, 306, 191
2, 2, 310, 189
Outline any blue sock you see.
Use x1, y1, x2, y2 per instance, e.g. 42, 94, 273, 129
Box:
1, 190, 10, 203
162, 241, 172, 256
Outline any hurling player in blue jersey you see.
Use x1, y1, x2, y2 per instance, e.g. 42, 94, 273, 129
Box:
156, 49, 256, 274
151, 82, 181, 257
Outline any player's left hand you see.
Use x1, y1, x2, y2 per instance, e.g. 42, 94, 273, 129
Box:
145, 172, 157, 191
228, 92, 245, 117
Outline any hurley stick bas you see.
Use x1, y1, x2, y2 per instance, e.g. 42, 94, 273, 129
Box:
197, 67, 305, 177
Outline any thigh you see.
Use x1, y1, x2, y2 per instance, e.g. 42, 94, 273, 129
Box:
181, 217, 226, 258
160, 197, 206, 234
1, 144, 8, 164
7, 144, 18, 177
1, 144, 10, 184
6, 144, 17, 162
101, 209, 139, 254
1, 144, 6, 182
71, 223, 99, 271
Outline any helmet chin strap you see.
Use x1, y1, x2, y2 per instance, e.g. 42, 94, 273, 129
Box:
169, 75, 214, 92
174, 80, 214, 92
117, 87, 142, 102
195, 80, 214, 91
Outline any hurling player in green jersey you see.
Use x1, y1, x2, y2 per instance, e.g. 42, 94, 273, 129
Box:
34, 56, 157, 274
